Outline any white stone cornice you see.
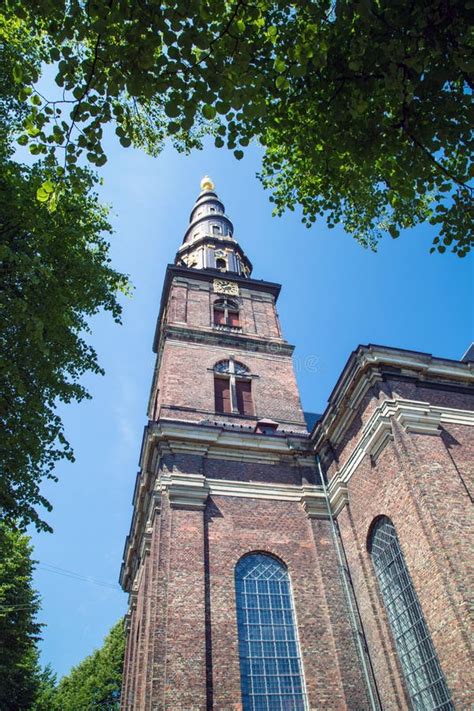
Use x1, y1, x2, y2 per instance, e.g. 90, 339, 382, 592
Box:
392, 400, 441, 434
157, 472, 333, 520
361, 349, 473, 381
326, 399, 474, 514
158, 472, 326, 510
435, 405, 474, 427
146, 491, 161, 528
146, 420, 314, 466
329, 481, 349, 517
300, 485, 328, 519
166, 473, 208, 510
313, 344, 473, 450
139, 526, 153, 559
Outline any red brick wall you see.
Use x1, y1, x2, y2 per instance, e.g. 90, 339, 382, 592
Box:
123, 485, 371, 710
166, 278, 282, 340
325, 378, 474, 710
149, 273, 307, 432
154, 338, 306, 429
206, 494, 370, 710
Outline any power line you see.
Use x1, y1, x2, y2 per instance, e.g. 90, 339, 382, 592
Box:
0, 564, 123, 614
37, 562, 121, 591
0, 604, 40, 613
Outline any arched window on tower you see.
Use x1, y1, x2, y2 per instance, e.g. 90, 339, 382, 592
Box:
213, 298, 240, 328
235, 553, 308, 711
368, 517, 453, 711
214, 359, 253, 416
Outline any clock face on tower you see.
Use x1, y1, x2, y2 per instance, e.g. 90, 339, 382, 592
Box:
213, 279, 240, 296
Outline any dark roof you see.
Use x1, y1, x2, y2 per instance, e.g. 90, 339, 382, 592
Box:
303, 411, 322, 432
462, 343, 474, 362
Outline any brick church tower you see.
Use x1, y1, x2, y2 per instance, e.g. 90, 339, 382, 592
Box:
119, 178, 473, 710
119, 177, 373, 709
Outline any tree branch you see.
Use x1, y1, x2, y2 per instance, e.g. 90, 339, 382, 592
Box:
404, 127, 472, 192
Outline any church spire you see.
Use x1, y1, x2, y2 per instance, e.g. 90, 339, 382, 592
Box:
175, 176, 252, 277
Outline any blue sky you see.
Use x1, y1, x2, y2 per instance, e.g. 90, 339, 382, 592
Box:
30, 133, 473, 679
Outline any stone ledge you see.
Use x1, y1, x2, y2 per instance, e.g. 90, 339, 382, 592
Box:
326, 398, 474, 516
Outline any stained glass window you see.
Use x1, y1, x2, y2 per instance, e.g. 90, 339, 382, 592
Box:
369, 517, 453, 711
235, 553, 308, 711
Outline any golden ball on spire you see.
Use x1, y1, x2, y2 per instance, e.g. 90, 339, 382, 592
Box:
200, 175, 215, 191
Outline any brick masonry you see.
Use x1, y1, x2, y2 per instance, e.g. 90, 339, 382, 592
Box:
122, 485, 373, 710
120, 200, 473, 710
321, 371, 474, 710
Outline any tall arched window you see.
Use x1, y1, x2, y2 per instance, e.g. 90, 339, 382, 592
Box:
368, 517, 453, 711
214, 359, 253, 416
235, 553, 308, 711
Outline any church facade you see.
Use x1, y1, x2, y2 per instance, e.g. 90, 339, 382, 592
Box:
119, 178, 473, 710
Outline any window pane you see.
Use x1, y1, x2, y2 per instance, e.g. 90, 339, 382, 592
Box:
213, 308, 226, 325
214, 377, 231, 413
235, 553, 308, 711
236, 380, 254, 416
228, 310, 240, 327
369, 517, 453, 711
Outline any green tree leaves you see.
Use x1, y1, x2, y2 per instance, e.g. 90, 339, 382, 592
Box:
0, 522, 123, 710
0, 8, 129, 530
52, 619, 125, 710
0, 523, 43, 710
36, 179, 54, 202
1, 0, 473, 261
202, 104, 216, 120
1, 160, 128, 531
12, 0, 470, 252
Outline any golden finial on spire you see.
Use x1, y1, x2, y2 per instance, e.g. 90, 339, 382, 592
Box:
200, 175, 215, 191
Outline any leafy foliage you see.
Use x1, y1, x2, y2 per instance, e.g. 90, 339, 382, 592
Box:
0, 523, 124, 710
0, 11, 129, 531
0, 521, 124, 709
53, 618, 125, 711
3, 0, 472, 254
0, 159, 128, 531
31, 664, 59, 711
0, 523, 43, 710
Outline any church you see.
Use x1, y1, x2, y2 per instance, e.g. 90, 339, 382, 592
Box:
119, 177, 473, 710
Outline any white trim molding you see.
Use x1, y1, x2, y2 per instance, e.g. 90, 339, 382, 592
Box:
326, 398, 474, 513
167, 472, 208, 510
140, 419, 315, 469
313, 344, 473, 451
300, 485, 330, 519
330, 481, 349, 517
158, 472, 327, 516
